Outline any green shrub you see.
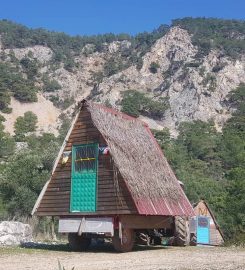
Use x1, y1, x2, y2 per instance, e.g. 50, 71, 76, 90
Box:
0, 115, 5, 122
121, 91, 141, 117
0, 197, 8, 219
14, 111, 38, 141
1, 152, 49, 216
43, 76, 61, 92
0, 62, 38, 106
0, 132, 59, 217
136, 57, 143, 70
0, 122, 15, 158
91, 71, 104, 84
149, 61, 160, 74
64, 58, 76, 72
212, 64, 226, 73
1, 107, 12, 114
0, 91, 11, 111
13, 83, 38, 102
48, 95, 60, 107
50, 96, 75, 110
121, 90, 169, 119
104, 57, 124, 77
20, 57, 39, 79
185, 62, 201, 68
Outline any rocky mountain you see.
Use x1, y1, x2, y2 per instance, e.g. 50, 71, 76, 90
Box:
0, 18, 244, 136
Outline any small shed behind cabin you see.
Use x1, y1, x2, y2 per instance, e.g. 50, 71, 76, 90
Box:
190, 200, 224, 246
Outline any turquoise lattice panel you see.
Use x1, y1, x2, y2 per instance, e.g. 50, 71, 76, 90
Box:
70, 144, 98, 212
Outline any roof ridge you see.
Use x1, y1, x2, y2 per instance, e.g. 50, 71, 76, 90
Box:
81, 99, 149, 127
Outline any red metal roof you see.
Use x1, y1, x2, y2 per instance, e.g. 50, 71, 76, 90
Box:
135, 194, 194, 216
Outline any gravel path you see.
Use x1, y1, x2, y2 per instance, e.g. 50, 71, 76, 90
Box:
0, 244, 244, 270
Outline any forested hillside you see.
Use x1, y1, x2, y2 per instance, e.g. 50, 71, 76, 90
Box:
0, 18, 244, 242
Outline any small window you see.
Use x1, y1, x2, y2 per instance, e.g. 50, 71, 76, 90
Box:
74, 145, 97, 172
198, 217, 209, 228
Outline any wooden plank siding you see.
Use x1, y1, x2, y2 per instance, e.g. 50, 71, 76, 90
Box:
36, 107, 137, 216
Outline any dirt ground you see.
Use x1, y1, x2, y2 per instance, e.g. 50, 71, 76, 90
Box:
0, 244, 244, 270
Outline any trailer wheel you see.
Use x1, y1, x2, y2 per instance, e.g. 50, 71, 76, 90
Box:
174, 216, 189, 246
112, 228, 135, 252
68, 233, 91, 251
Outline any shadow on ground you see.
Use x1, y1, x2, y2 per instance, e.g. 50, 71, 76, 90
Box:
21, 242, 70, 252
21, 241, 169, 253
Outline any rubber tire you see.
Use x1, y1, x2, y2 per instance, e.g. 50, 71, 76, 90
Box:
174, 216, 189, 246
68, 233, 91, 251
112, 228, 135, 252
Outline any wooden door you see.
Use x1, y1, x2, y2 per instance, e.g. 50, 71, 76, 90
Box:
197, 216, 210, 244
70, 143, 98, 212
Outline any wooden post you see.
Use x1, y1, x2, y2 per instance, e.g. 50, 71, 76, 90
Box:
51, 217, 57, 241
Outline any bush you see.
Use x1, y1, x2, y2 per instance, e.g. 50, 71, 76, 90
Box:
0, 115, 5, 122
0, 132, 59, 217
0, 152, 50, 216
121, 91, 141, 117
212, 64, 226, 73
0, 121, 15, 158
91, 71, 104, 84
104, 57, 124, 77
0, 62, 38, 106
50, 95, 75, 110
64, 58, 76, 72
149, 62, 160, 74
14, 111, 38, 140
20, 57, 39, 79
1, 107, 12, 114
0, 90, 11, 111
121, 90, 169, 119
43, 76, 61, 92
185, 62, 201, 68
13, 82, 38, 102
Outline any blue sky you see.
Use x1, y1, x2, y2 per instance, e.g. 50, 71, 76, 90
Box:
0, 0, 244, 36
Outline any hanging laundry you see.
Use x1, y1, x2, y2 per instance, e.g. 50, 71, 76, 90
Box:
99, 146, 109, 155
62, 151, 71, 164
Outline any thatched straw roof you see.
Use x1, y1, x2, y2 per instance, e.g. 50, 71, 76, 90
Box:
86, 101, 186, 206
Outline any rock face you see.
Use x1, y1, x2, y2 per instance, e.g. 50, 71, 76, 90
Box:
0, 221, 33, 246
5, 45, 53, 63
93, 27, 245, 134
1, 94, 60, 135
0, 26, 244, 135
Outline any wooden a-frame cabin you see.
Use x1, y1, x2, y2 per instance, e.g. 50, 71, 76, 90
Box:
32, 100, 194, 252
